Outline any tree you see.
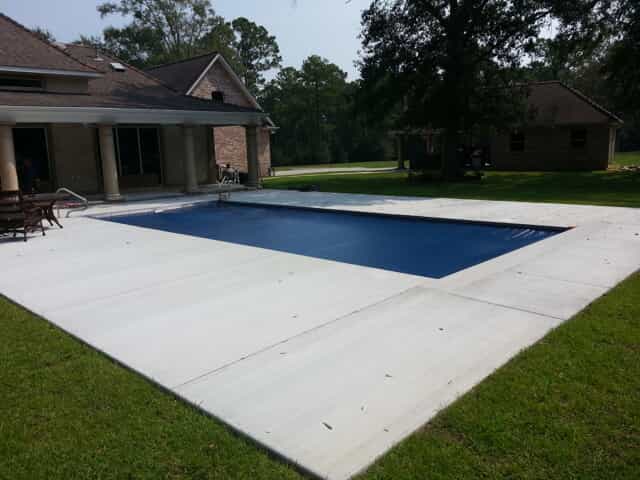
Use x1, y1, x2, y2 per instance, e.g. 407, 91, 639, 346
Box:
230, 17, 282, 95
359, 0, 599, 179
604, 1, 640, 113
260, 56, 390, 166
32, 27, 56, 44
97, 0, 226, 66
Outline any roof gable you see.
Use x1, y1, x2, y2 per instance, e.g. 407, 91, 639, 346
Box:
528, 82, 622, 126
146, 52, 218, 94
147, 53, 261, 109
0, 14, 98, 76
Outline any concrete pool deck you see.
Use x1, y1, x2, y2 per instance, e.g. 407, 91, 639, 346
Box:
1, 190, 639, 479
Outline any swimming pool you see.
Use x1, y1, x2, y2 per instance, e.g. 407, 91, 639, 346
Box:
102, 202, 564, 279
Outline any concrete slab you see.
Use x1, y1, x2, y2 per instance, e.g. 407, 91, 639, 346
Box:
177, 287, 560, 480
1, 190, 638, 480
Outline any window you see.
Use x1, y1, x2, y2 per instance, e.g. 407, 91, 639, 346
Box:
571, 128, 587, 148
0, 76, 44, 90
211, 91, 225, 103
114, 127, 161, 177
510, 132, 525, 152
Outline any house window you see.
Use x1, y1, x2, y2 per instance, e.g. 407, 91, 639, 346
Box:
0, 76, 44, 90
571, 128, 587, 148
114, 127, 161, 177
510, 132, 525, 152
211, 91, 225, 103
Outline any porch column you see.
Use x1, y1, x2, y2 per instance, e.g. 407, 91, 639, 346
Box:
98, 125, 122, 201
183, 125, 199, 193
0, 125, 18, 191
207, 126, 218, 184
246, 125, 260, 188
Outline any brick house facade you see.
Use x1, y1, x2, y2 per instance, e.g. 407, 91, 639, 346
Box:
399, 81, 622, 172
148, 54, 273, 178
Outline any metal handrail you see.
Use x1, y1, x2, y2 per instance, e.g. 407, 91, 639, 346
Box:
56, 187, 89, 218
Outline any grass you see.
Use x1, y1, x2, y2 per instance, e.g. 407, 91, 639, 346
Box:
2, 270, 639, 479
274, 151, 639, 172
361, 272, 640, 479
264, 169, 640, 208
614, 151, 640, 167
273, 160, 397, 171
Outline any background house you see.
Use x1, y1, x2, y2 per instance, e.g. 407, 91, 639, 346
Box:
400, 82, 623, 172
489, 82, 622, 171
0, 13, 270, 198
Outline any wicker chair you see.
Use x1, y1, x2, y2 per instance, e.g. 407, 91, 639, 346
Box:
0, 191, 46, 242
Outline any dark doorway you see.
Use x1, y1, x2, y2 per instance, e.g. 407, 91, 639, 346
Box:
13, 127, 52, 193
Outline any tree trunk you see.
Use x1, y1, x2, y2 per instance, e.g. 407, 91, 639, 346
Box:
442, 128, 460, 180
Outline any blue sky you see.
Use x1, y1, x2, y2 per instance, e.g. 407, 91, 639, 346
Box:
1, 0, 371, 80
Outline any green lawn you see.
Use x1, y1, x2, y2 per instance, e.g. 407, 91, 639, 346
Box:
2, 271, 639, 479
273, 151, 639, 172
264, 170, 640, 208
614, 151, 640, 167
273, 160, 397, 171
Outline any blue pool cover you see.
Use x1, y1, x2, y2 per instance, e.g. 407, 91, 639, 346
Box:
103, 202, 563, 279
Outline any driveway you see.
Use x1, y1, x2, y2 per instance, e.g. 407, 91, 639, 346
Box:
1, 191, 638, 480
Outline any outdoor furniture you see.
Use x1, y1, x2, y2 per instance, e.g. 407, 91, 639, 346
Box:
0, 191, 46, 242
24, 192, 69, 229
218, 165, 240, 185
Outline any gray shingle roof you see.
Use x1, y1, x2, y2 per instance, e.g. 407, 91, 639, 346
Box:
0, 14, 97, 74
146, 52, 218, 94
0, 20, 261, 115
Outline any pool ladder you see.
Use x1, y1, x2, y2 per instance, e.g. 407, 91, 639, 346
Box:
56, 187, 89, 218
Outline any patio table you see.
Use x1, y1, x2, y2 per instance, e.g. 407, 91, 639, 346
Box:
24, 193, 70, 229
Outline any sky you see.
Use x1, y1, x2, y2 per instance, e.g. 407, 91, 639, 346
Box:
0, 0, 372, 80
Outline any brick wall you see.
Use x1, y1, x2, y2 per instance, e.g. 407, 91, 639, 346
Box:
189, 59, 272, 178
490, 125, 613, 171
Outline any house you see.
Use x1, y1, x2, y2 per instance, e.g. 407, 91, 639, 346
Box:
400, 81, 623, 171
147, 54, 274, 178
490, 81, 622, 170
0, 13, 272, 199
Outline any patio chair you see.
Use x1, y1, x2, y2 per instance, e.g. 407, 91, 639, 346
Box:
0, 191, 46, 242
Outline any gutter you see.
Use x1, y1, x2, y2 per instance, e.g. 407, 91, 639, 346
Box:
0, 105, 268, 126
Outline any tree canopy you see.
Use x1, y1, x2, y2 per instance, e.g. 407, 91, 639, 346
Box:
359, 0, 626, 177
92, 0, 281, 88
230, 17, 282, 95
260, 56, 391, 166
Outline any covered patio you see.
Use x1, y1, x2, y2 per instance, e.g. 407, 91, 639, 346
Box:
0, 111, 266, 200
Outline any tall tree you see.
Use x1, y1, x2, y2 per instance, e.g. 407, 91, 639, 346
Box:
261, 56, 389, 166
360, 0, 599, 179
97, 0, 226, 66
230, 17, 282, 95
604, 0, 640, 113
31, 27, 56, 44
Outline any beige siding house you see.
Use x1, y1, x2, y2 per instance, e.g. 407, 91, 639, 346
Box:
0, 13, 272, 198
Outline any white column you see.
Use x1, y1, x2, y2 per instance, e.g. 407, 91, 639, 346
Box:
0, 125, 18, 191
246, 125, 260, 188
98, 125, 122, 201
183, 125, 199, 193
